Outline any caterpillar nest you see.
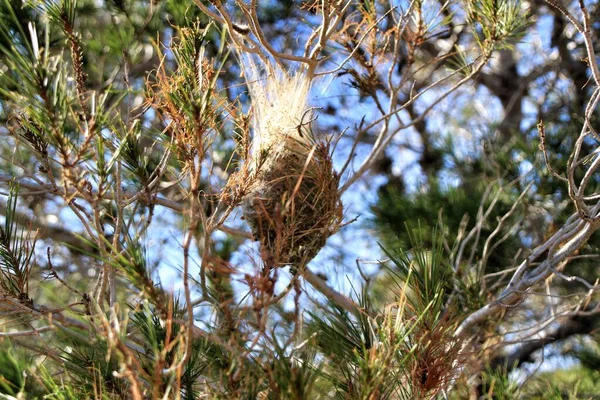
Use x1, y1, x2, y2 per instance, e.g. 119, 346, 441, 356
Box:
242, 67, 343, 271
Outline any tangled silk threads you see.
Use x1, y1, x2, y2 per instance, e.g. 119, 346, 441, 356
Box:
242, 64, 343, 270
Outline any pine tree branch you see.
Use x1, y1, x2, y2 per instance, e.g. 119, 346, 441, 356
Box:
303, 269, 360, 316
489, 308, 600, 372
0, 174, 248, 239
0, 199, 94, 253
0, 325, 54, 337
456, 214, 600, 336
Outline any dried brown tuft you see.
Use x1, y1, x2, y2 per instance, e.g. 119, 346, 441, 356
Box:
406, 316, 464, 398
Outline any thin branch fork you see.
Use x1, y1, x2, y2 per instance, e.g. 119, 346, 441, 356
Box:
340, 55, 490, 193
455, 214, 600, 337
0, 325, 54, 337
488, 304, 600, 373
0, 173, 247, 238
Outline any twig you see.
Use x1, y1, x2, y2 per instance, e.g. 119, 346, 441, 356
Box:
0, 325, 54, 337
303, 269, 360, 316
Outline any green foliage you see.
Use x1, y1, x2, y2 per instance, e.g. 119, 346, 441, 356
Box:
37, 365, 87, 400
306, 234, 463, 399
117, 122, 162, 187
380, 226, 451, 318
478, 367, 521, 399
574, 337, 600, 371
466, 0, 528, 51
521, 367, 600, 399
0, 184, 36, 301
0, 346, 26, 396
58, 332, 130, 397
374, 179, 521, 275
